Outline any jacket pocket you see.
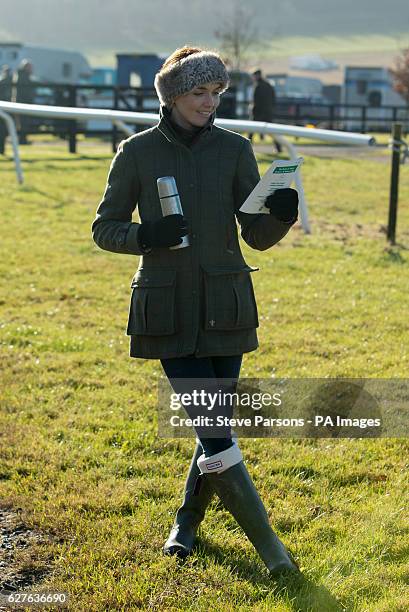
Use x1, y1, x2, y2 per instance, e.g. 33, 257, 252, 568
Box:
202, 265, 259, 331
127, 269, 177, 336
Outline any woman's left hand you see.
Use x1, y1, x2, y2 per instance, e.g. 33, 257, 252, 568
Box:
264, 188, 298, 223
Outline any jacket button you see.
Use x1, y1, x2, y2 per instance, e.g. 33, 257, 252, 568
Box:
192, 233, 196, 239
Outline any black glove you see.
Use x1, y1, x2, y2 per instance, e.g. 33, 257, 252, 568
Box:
138, 214, 188, 249
264, 188, 298, 223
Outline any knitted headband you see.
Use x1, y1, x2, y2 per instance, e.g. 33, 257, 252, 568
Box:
154, 51, 229, 108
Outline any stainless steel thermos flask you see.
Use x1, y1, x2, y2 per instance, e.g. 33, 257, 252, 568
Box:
157, 176, 190, 250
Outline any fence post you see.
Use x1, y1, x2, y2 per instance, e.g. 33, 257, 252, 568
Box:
329, 104, 335, 130
68, 85, 77, 153
361, 106, 367, 133
387, 123, 402, 244
112, 87, 119, 153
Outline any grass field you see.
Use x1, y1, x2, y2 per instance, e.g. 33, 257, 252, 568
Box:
0, 137, 408, 611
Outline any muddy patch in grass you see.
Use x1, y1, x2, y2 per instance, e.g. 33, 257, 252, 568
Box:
0, 506, 52, 597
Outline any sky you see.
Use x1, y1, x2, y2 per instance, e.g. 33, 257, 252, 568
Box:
0, 0, 408, 57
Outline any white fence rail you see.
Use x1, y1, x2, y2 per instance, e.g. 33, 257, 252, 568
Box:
0, 101, 377, 234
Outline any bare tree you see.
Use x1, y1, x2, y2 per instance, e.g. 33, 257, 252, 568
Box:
214, 1, 259, 71
390, 47, 409, 104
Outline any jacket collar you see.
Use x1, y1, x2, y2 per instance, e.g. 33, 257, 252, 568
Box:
157, 105, 214, 146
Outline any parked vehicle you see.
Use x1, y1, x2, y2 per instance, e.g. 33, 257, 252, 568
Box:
90, 67, 117, 86
272, 94, 332, 127
267, 74, 324, 98
343, 66, 408, 131
264, 74, 331, 126
0, 42, 92, 84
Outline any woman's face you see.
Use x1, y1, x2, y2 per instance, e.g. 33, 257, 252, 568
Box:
171, 81, 223, 130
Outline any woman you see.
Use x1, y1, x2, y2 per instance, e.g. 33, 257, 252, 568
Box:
92, 46, 299, 576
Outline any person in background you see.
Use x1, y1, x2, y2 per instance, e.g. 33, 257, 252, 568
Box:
92, 45, 299, 577
13, 59, 35, 144
0, 65, 13, 155
249, 69, 282, 153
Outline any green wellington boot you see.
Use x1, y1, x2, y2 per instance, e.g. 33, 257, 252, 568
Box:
198, 445, 300, 576
163, 443, 214, 558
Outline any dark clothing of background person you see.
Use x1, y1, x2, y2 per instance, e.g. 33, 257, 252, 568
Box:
251, 77, 276, 123
0, 69, 12, 101
249, 76, 282, 152
14, 64, 35, 144
15, 66, 35, 104
0, 68, 13, 154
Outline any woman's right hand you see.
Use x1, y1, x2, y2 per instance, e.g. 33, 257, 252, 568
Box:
138, 214, 188, 249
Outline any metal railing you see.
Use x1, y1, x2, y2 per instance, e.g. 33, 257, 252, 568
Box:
1, 82, 407, 152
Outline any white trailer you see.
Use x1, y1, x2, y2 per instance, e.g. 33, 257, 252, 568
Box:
343, 66, 407, 131
0, 42, 92, 83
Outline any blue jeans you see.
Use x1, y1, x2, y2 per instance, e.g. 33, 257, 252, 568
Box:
160, 354, 243, 457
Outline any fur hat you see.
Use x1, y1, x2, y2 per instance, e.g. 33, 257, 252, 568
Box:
154, 50, 229, 108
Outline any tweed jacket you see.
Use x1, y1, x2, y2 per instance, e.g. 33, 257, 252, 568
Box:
92, 113, 295, 359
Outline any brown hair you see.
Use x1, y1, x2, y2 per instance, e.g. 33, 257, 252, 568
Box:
162, 46, 203, 70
